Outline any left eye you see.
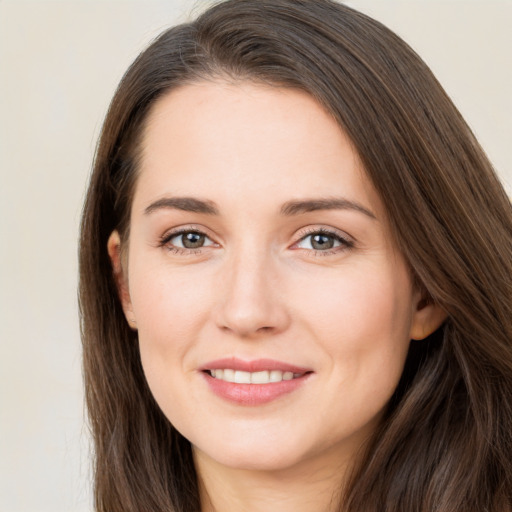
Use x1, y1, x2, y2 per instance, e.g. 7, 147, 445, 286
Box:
167, 231, 215, 249
295, 232, 347, 251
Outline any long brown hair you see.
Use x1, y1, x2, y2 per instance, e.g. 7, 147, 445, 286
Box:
79, 1, 512, 510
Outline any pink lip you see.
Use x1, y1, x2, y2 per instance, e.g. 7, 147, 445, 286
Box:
199, 358, 313, 406
200, 357, 311, 374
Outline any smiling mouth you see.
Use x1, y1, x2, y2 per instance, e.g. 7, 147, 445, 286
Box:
202, 360, 312, 405
205, 369, 307, 384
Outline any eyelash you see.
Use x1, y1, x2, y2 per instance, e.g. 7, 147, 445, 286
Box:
158, 227, 216, 255
158, 226, 354, 256
293, 227, 354, 256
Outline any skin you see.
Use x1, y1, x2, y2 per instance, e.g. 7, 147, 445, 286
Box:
108, 81, 445, 512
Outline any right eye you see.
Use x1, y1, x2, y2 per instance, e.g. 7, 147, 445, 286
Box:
165, 230, 216, 250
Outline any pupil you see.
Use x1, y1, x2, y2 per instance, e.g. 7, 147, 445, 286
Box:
312, 234, 334, 250
182, 232, 205, 249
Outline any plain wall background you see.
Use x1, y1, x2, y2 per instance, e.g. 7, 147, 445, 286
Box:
0, 1, 510, 510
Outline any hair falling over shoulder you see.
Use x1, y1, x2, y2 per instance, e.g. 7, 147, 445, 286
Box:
79, 1, 512, 510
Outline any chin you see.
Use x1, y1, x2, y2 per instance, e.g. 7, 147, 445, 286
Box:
190, 428, 298, 468
191, 427, 336, 474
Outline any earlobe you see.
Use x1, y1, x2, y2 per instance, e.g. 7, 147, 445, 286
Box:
107, 230, 137, 330
409, 293, 447, 340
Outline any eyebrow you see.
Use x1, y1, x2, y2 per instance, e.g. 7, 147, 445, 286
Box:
280, 197, 376, 219
144, 197, 219, 215
143, 195, 376, 220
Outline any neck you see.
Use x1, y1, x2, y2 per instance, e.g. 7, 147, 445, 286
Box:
194, 447, 354, 512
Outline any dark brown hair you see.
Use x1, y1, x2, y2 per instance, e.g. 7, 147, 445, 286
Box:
79, 1, 512, 510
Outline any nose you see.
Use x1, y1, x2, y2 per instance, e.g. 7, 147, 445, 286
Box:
213, 248, 291, 338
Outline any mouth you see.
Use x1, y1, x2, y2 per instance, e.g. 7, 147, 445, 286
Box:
204, 369, 307, 384
200, 358, 313, 405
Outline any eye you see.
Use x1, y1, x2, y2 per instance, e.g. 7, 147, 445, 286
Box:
294, 229, 353, 252
163, 230, 216, 250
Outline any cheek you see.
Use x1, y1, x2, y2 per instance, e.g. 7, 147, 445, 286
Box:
128, 264, 214, 427
296, 262, 413, 341
128, 260, 214, 374
295, 262, 414, 392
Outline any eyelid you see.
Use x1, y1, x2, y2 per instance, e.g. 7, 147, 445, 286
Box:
157, 224, 354, 255
290, 226, 355, 253
159, 224, 219, 249
293, 225, 354, 243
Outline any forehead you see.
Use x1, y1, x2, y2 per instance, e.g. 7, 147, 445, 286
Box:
134, 81, 382, 218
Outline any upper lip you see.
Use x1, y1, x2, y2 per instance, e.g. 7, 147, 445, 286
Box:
200, 357, 312, 374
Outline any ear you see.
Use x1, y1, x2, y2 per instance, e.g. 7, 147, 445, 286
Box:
107, 230, 137, 330
409, 291, 447, 340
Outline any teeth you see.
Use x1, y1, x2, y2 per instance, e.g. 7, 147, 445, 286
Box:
223, 369, 235, 382
251, 370, 269, 384
209, 369, 303, 384
269, 370, 283, 382
234, 370, 251, 384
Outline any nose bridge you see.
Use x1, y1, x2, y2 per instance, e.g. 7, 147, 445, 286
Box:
215, 240, 288, 337
230, 244, 270, 303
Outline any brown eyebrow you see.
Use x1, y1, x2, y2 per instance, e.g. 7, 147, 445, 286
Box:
144, 196, 376, 219
144, 197, 220, 216
280, 197, 377, 219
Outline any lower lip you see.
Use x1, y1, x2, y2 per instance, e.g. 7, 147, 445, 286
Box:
202, 372, 311, 406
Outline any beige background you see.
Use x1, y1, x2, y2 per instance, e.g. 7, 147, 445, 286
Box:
0, 1, 510, 510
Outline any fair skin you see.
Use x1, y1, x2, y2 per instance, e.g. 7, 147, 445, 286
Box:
108, 81, 445, 512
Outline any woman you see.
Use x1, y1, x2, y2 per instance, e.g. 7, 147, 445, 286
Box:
79, 1, 512, 511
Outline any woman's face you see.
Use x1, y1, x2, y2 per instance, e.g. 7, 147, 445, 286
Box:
109, 81, 440, 474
